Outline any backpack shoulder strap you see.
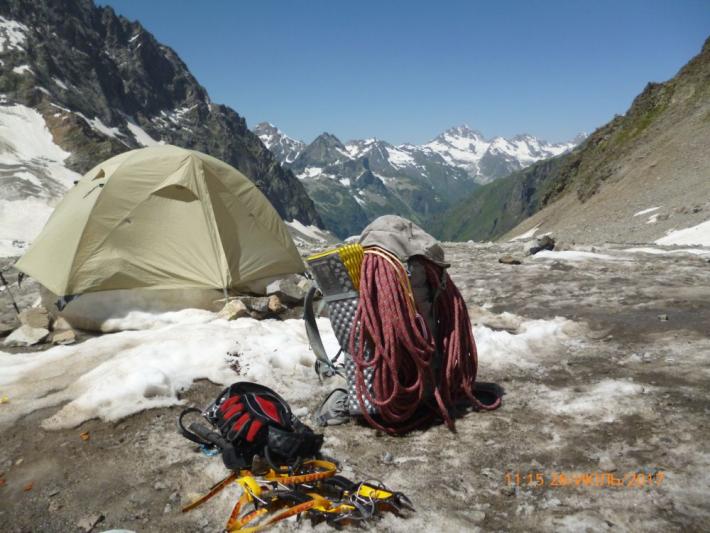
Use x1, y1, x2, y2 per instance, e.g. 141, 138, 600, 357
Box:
303, 284, 341, 379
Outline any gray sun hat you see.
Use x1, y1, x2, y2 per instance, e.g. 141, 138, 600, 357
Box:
359, 215, 449, 267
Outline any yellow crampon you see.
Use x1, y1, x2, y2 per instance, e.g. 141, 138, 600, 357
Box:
182, 459, 414, 531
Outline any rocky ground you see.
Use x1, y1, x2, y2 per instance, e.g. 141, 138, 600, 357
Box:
1, 242, 709, 532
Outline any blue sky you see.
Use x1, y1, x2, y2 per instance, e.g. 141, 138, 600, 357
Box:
100, 0, 709, 145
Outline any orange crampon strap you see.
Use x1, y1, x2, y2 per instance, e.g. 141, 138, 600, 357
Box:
182, 459, 414, 531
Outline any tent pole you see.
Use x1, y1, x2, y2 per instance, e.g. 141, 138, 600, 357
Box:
0, 272, 21, 315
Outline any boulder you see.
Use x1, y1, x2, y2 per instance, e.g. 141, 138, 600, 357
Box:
527, 235, 556, 255
19, 306, 51, 330
266, 276, 308, 305
498, 255, 521, 265
216, 300, 249, 321
51, 329, 77, 345
4, 325, 50, 347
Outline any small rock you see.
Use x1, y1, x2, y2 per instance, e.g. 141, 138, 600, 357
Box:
163, 503, 172, 514
217, 300, 249, 321
169, 491, 180, 503
51, 329, 76, 345
266, 276, 307, 305
528, 235, 555, 255
468, 510, 486, 523
241, 296, 270, 314
48, 499, 61, 513
598, 454, 617, 472
498, 255, 521, 265
382, 452, 394, 464
658, 314, 669, 322
77, 513, 104, 532
19, 306, 51, 329
52, 316, 72, 331
47, 488, 61, 497
3, 325, 50, 347
153, 480, 167, 491
267, 295, 286, 314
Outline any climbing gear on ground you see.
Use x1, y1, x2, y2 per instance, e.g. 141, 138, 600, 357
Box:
181, 459, 414, 531
178, 382, 323, 471
304, 215, 501, 434
179, 382, 414, 531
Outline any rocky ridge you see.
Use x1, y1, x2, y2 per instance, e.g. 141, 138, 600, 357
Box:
0, 0, 322, 255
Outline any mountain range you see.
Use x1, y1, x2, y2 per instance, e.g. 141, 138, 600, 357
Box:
0, 0, 322, 256
435, 36, 710, 245
254, 122, 581, 237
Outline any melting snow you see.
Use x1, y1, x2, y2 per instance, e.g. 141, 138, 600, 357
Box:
655, 219, 710, 247
0, 309, 582, 430
0, 314, 340, 430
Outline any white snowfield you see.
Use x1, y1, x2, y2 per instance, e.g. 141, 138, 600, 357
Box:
655, 219, 710, 247
0, 102, 80, 256
0, 309, 583, 431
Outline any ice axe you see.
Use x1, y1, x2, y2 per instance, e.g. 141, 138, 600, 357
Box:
0, 271, 20, 315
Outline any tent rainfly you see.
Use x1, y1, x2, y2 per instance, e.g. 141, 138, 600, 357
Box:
16, 145, 306, 298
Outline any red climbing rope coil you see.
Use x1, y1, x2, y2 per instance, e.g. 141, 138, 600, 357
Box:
349, 247, 500, 434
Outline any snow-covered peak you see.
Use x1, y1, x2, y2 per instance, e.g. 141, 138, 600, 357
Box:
253, 121, 305, 164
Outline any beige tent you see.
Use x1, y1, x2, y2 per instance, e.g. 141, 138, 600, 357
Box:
16, 145, 305, 300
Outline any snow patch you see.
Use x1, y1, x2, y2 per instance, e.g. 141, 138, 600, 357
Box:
623, 247, 710, 257
0, 103, 81, 256
532, 250, 618, 262
126, 119, 161, 147
509, 225, 540, 241
656, 219, 710, 247
0, 16, 28, 53
286, 220, 330, 244
543, 379, 648, 423
633, 206, 660, 217
76, 113, 122, 139
11, 64, 33, 75
474, 314, 580, 372
51, 77, 69, 90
